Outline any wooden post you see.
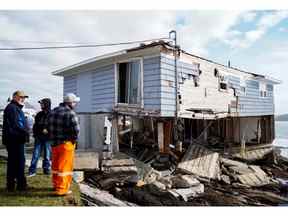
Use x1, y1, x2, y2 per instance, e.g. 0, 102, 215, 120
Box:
130, 118, 133, 149
203, 119, 208, 142
157, 122, 164, 153
112, 115, 119, 153
164, 121, 172, 154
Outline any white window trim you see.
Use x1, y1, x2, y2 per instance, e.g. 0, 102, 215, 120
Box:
114, 57, 144, 108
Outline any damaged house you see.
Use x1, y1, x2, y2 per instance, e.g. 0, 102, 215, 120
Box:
52, 41, 281, 166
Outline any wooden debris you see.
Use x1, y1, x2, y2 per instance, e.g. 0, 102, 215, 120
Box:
79, 183, 137, 206
220, 175, 231, 185
233, 147, 273, 162
237, 166, 270, 187
168, 184, 204, 202
220, 157, 249, 168
177, 145, 220, 179
149, 180, 167, 191
170, 174, 200, 188
101, 158, 138, 174
74, 151, 99, 170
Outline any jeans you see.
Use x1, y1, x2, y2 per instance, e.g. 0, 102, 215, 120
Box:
29, 138, 52, 174
6, 143, 27, 190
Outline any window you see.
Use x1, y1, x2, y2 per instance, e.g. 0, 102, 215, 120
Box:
259, 82, 267, 98
240, 78, 246, 96
117, 60, 141, 105
219, 75, 228, 91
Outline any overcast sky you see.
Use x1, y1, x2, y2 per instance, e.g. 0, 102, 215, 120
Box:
0, 10, 287, 114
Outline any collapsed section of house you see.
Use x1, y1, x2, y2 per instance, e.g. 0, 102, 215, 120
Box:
52, 40, 287, 206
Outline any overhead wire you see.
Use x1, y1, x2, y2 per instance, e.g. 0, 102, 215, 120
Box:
0, 37, 172, 51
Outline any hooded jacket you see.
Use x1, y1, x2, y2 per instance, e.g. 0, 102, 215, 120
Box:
33, 98, 51, 140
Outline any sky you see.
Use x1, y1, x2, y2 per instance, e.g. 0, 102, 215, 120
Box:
0, 10, 287, 114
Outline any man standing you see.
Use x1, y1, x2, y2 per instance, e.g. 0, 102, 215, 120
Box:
47, 93, 80, 196
2, 90, 29, 191
27, 98, 52, 177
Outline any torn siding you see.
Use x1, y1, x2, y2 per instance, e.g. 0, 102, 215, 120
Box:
165, 52, 237, 118
160, 54, 201, 117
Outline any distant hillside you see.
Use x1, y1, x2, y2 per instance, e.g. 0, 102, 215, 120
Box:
275, 114, 288, 121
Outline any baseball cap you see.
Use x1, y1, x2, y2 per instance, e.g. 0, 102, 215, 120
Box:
13, 90, 29, 98
64, 93, 80, 103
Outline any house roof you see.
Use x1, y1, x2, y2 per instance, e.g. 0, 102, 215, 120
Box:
52, 40, 281, 84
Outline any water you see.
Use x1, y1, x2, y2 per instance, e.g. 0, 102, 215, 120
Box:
275, 121, 288, 158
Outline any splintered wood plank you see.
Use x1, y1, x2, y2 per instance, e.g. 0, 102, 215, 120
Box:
79, 183, 137, 206
102, 158, 135, 167
237, 165, 270, 187
177, 145, 220, 179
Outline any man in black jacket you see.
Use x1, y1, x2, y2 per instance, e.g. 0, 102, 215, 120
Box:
28, 98, 52, 177
2, 90, 29, 191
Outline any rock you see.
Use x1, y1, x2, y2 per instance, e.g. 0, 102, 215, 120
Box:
171, 174, 200, 188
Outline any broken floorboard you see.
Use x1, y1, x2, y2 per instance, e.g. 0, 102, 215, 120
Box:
177, 144, 220, 179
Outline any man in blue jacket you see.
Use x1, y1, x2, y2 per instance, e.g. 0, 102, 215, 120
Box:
2, 90, 29, 191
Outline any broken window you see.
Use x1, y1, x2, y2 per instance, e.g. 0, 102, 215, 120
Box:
219, 75, 228, 91
117, 60, 141, 105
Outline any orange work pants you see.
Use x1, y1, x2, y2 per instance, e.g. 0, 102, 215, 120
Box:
51, 141, 75, 195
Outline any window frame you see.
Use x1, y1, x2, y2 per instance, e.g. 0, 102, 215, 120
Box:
259, 82, 267, 98
114, 57, 144, 108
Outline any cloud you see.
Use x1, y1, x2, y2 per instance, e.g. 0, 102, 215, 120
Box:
223, 10, 288, 49
0, 10, 247, 108
241, 11, 258, 23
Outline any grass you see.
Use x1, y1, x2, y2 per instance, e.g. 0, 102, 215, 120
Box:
0, 158, 82, 206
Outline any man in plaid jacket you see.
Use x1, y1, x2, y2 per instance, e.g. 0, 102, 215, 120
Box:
47, 93, 80, 196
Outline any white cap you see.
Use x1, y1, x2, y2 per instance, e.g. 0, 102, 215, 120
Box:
64, 93, 80, 103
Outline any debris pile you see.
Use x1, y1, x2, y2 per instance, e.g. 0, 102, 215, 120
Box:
79, 144, 288, 206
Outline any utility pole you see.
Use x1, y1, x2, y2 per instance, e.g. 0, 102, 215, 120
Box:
169, 30, 180, 146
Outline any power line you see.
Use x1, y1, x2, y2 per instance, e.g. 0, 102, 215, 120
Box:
0, 37, 171, 51
0, 39, 89, 44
